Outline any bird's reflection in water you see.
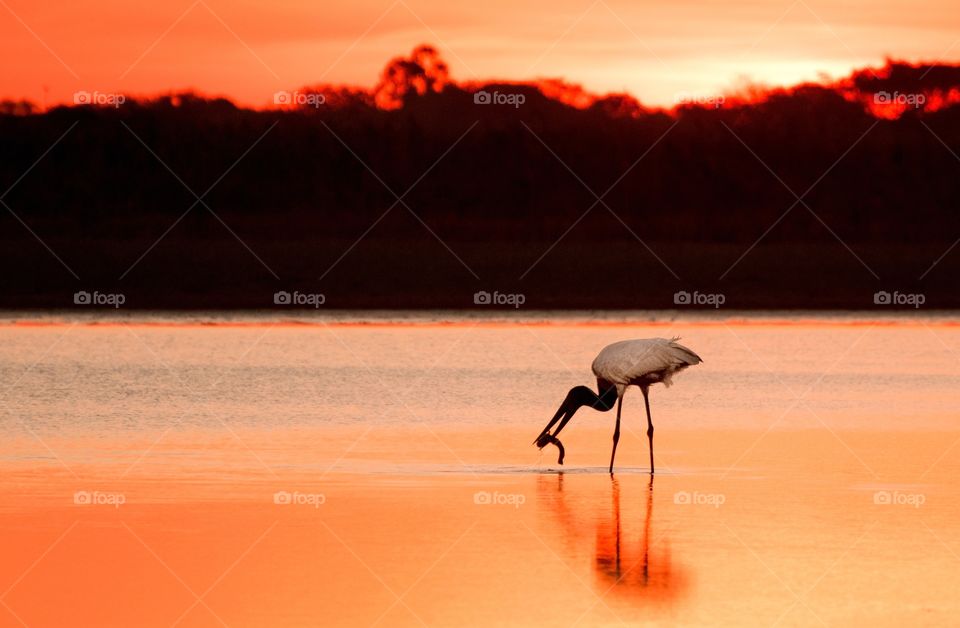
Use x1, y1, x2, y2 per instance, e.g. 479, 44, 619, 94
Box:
538, 473, 688, 604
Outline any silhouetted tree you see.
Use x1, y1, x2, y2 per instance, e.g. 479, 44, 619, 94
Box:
374, 45, 450, 109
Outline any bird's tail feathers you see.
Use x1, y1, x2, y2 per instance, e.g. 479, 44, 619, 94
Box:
668, 339, 703, 365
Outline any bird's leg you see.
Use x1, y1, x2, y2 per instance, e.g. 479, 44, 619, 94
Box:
642, 386, 654, 474
608, 395, 624, 474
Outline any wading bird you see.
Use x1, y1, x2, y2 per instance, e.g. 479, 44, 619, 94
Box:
535, 338, 702, 474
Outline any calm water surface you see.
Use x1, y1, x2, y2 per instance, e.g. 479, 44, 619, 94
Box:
0, 311, 957, 626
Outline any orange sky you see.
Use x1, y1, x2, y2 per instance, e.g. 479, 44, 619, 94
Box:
2, 0, 959, 109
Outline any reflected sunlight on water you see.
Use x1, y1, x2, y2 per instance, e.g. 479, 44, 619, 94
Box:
0, 312, 958, 626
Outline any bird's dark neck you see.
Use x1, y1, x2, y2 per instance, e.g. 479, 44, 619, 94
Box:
571, 384, 617, 412
534, 382, 618, 447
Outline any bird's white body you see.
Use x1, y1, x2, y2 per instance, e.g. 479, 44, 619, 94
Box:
591, 337, 702, 396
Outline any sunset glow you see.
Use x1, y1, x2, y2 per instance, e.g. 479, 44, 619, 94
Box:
3, 0, 960, 109
3, 2, 960, 625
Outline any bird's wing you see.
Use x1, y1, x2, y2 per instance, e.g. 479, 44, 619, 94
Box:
591, 337, 702, 386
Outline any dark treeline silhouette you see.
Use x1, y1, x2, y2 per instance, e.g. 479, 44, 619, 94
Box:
1, 46, 959, 309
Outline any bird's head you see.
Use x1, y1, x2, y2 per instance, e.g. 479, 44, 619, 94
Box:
536, 433, 565, 465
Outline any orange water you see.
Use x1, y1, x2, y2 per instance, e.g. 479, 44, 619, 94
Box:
0, 313, 957, 626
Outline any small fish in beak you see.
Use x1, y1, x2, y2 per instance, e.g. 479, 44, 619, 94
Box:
536, 433, 565, 465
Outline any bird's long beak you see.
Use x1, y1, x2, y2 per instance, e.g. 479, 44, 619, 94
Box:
534, 397, 571, 446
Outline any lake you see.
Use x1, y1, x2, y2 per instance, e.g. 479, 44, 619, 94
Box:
0, 311, 957, 626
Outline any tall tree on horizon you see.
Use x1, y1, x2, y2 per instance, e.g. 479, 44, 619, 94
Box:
374, 45, 450, 109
